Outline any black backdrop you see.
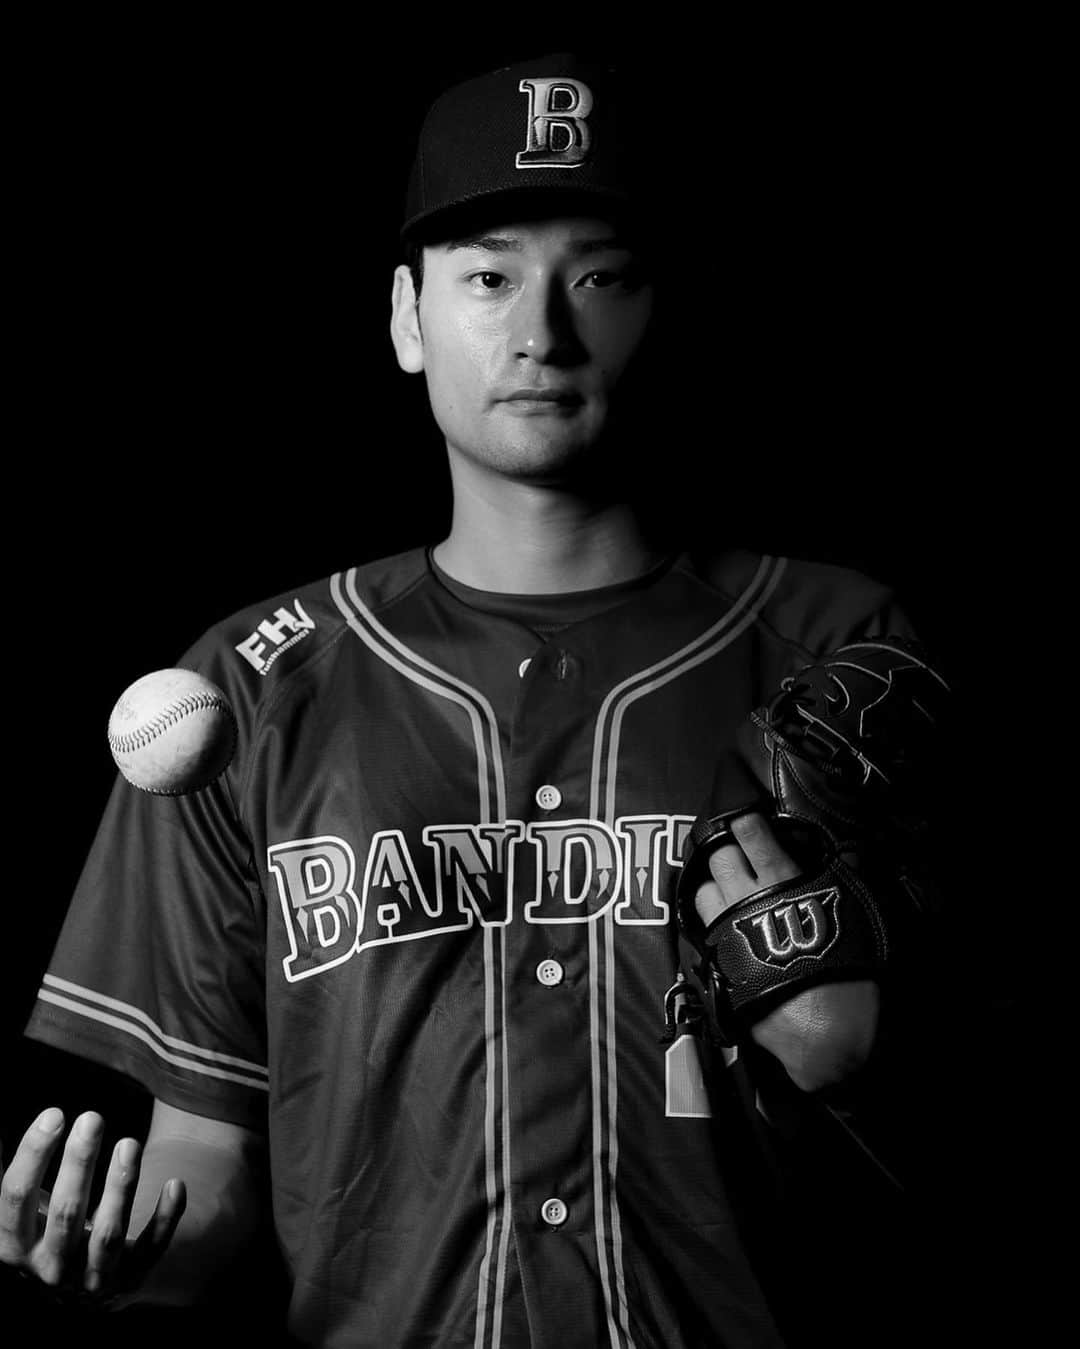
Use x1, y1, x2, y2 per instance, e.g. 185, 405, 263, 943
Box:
4, 25, 1030, 1348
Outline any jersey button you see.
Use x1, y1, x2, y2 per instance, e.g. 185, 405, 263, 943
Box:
540, 1197, 568, 1228
535, 784, 562, 811
535, 958, 564, 987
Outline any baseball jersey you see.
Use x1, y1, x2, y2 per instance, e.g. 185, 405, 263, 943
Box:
25, 545, 916, 1349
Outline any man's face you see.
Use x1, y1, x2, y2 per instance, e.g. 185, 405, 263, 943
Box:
406, 215, 654, 485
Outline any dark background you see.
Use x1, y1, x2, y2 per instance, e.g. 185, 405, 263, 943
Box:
4, 23, 1033, 1347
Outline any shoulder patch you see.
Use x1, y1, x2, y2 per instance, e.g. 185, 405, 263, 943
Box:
233, 598, 317, 676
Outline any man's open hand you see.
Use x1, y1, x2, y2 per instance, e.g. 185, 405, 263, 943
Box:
0, 1107, 186, 1303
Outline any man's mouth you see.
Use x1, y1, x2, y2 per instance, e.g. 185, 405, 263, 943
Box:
499, 388, 585, 411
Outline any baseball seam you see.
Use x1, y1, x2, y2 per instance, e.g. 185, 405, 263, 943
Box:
108, 693, 234, 755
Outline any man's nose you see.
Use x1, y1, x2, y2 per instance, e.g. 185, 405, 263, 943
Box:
509, 279, 584, 365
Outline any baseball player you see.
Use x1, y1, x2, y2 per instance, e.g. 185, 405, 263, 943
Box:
1, 53, 945, 1347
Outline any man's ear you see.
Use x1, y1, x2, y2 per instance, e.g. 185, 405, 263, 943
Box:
390, 264, 424, 374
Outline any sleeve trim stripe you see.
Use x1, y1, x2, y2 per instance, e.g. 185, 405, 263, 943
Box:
37, 991, 270, 1092
40, 974, 269, 1081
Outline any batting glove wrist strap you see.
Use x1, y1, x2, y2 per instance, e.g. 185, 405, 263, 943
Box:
701, 852, 888, 1032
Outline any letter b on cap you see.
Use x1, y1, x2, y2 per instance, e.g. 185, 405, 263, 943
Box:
516, 78, 594, 168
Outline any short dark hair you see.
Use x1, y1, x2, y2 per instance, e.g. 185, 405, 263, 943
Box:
404, 238, 424, 302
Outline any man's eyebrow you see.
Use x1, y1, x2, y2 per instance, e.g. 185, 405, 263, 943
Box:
442, 234, 635, 256
444, 234, 524, 254
566, 237, 633, 258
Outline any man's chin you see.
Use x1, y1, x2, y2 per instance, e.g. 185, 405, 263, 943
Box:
452, 422, 606, 483
496, 437, 612, 489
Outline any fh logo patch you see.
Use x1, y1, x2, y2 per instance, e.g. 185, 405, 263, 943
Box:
516, 77, 593, 168
235, 599, 315, 675
734, 889, 841, 968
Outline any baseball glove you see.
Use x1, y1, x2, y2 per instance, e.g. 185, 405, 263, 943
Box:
676, 637, 950, 1045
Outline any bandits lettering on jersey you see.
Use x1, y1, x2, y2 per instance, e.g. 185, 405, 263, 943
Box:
234, 599, 315, 676
268, 813, 694, 983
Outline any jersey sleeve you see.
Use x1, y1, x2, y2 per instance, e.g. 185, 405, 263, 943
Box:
766, 558, 923, 657
695, 548, 927, 665
24, 638, 271, 1130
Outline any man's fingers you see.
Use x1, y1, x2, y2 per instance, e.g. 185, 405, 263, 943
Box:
84, 1137, 142, 1291
124, 1178, 187, 1288
729, 812, 801, 886
706, 841, 756, 894
35, 1111, 104, 1284
0, 1107, 66, 1262
693, 813, 803, 928
693, 878, 726, 927
694, 842, 755, 926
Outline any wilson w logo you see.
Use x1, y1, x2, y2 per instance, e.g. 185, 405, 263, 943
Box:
734, 890, 841, 967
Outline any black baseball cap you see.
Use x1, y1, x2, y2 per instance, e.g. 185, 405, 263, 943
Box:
401, 53, 654, 244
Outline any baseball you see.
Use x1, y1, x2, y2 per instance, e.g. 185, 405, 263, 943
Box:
107, 668, 237, 795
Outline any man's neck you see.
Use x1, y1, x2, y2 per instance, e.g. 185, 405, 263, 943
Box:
433, 458, 664, 595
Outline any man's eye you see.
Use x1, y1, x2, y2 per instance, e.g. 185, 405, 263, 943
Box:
470, 272, 506, 291
582, 270, 621, 288
582, 268, 647, 291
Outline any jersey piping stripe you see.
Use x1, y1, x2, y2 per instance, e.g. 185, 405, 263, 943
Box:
474, 923, 499, 1349
476, 924, 513, 1349
331, 570, 512, 1349
585, 554, 787, 1349
601, 555, 788, 824
334, 570, 508, 822
589, 554, 787, 820
37, 991, 270, 1091
603, 913, 631, 1341
491, 922, 513, 1348
588, 919, 627, 1349
39, 974, 269, 1078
